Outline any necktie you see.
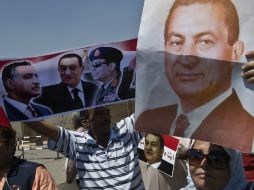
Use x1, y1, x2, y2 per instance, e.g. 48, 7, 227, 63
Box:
174, 114, 190, 137
27, 105, 37, 117
72, 88, 84, 108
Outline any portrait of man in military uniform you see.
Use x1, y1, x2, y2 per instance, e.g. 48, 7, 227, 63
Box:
88, 47, 123, 105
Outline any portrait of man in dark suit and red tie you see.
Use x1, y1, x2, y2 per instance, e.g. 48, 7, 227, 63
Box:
136, 0, 254, 153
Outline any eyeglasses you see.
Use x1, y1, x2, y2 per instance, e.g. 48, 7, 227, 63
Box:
186, 149, 230, 170
90, 61, 108, 68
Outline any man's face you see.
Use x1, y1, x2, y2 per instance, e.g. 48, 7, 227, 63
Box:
90, 59, 112, 82
144, 134, 164, 165
11, 65, 40, 98
58, 57, 84, 88
164, 3, 237, 101
90, 108, 111, 137
189, 141, 230, 190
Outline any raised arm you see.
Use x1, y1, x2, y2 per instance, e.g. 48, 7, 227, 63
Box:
24, 121, 59, 141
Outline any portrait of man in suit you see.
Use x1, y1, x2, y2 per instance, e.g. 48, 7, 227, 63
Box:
34, 53, 98, 114
139, 134, 188, 189
136, 0, 254, 153
1, 61, 52, 121
143, 133, 173, 175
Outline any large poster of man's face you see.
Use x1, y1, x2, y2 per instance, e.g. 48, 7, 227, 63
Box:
0, 39, 137, 122
135, 0, 254, 153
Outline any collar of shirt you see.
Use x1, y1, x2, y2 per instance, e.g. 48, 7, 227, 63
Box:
67, 81, 85, 105
86, 130, 97, 146
147, 161, 161, 169
170, 88, 233, 137
101, 74, 118, 89
109, 125, 122, 142
25, 103, 37, 118
67, 81, 84, 95
5, 96, 33, 117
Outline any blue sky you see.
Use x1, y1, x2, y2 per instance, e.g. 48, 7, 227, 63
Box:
0, 0, 144, 59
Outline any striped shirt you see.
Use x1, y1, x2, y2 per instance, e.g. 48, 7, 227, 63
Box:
48, 114, 145, 190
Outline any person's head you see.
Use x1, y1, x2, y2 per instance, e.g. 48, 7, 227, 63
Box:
0, 126, 16, 169
88, 47, 123, 84
2, 61, 40, 103
144, 133, 164, 165
89, 106, 111, 138
0, 108, 16, 170
163, 0, 244, 111
72, 110, 90, 130
58, 53, 84, 88
187, 140, 231, 190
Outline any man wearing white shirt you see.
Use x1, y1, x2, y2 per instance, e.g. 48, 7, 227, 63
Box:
1, 61, 52, 121
136, 0, 254, 153
35, 53, 98, 113
25, 106, 145, 190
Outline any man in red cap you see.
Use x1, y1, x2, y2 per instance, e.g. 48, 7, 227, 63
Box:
0, 106, 58, 190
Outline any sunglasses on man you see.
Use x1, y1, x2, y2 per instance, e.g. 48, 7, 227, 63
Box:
90, 61, 108, 68
186, 148, 230, 170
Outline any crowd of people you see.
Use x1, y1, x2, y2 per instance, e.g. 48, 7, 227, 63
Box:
0, 102, 253, 189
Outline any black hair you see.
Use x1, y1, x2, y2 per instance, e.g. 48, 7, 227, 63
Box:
2, 61, 32, 91
72, 110, 90, 129
58, 53, 83, 67
164, 0, 239, 46
145, 133, 164, 149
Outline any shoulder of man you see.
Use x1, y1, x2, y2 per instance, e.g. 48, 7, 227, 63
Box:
115, 114, 135, 132
30, 102, 52, 114
5, 157, 45, 190
41, 82, 65, 92
81, 80, 97, 87
12, 156, 43, 168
